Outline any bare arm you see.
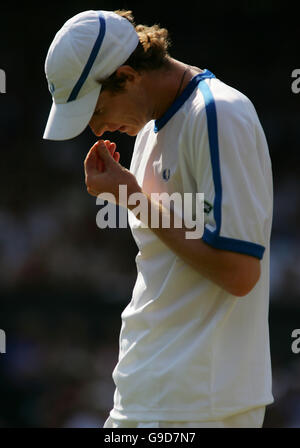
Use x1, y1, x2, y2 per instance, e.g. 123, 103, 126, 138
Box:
128, 192, 261, 297
84, 140, 261, 297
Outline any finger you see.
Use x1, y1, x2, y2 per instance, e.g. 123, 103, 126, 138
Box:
96, 140, 117, 159
87, 140, 106, 162
86, 145, 105, 173
84, 146, 100, 175
101, 140, 116, 151
96, 140, 116, 168
97, 157, 104, 172
113, 151, 120, 163
104, 140, 117, 157
108, 145, 115, 157
87, 187, 99, 197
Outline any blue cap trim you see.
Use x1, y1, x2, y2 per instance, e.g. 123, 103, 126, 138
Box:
67, 12, 106, 102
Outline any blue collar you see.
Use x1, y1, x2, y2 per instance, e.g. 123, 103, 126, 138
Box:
154, 69, 215, 133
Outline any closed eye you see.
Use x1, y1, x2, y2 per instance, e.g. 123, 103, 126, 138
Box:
95, 107, 104, 115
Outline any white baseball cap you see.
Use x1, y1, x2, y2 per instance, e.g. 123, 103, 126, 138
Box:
43, 10, 139, 140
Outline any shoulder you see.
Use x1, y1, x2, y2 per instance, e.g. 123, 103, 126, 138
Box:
180, 75, 256, 136
202, 77, 260, 127
135, 120, 155, 147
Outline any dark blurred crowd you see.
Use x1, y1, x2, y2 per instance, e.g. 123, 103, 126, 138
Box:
0, 1, 299, 427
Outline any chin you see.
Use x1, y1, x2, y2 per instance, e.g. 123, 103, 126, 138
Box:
123, 126, 139, 137
128, 123, 148, 136
126, 130, 139, 136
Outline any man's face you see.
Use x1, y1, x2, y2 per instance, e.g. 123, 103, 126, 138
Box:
89, 78, 152, 137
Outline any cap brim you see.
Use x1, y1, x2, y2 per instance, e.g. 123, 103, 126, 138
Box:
43, 84, 102, 141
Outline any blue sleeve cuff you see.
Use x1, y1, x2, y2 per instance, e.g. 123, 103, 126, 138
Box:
202, 228, 265, 260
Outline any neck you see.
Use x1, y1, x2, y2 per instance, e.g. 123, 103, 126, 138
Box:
146, 58, 195, 120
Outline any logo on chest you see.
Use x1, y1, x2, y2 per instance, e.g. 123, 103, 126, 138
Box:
162, 168, 171, 181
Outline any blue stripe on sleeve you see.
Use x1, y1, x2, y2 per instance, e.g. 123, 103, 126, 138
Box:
198, 80, 222, 235
198, 79, 265, 260
202, 228, 265, 259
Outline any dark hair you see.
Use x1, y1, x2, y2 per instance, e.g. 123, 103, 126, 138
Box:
99, 10, 171, 93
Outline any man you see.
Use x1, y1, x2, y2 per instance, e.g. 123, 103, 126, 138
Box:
43, 10, 274, 428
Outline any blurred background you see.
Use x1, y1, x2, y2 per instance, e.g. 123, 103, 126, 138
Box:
0, 0, 299, 427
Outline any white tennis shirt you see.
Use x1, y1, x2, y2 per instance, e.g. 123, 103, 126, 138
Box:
109, 70, 274, 422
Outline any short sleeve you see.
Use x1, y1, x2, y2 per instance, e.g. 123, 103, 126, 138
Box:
192, 79, 273, 260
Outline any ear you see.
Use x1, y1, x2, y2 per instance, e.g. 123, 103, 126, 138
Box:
115, 65, 141, 84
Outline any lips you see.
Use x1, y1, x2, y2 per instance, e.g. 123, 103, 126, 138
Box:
105, 125, 126, 133
90, 124, 128, 136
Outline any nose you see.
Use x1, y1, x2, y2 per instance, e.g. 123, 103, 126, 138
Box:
89, 123, 107, 137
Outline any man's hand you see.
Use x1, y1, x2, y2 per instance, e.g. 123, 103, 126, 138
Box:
84, 140, 142, 202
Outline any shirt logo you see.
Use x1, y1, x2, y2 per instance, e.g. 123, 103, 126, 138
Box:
48, 82, 55, 94
204, 200, 213, 214
162, 168, 171, 181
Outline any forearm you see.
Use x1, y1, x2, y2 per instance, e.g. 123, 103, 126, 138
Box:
128, 191, 260, 297
83, 141, 260, 296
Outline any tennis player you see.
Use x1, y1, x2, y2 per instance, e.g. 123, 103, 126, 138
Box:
43, 10, 274, 428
